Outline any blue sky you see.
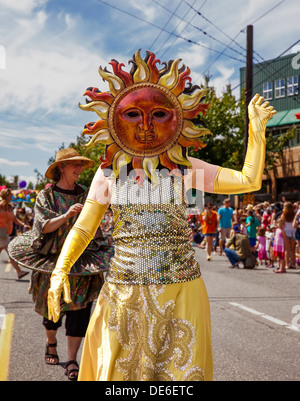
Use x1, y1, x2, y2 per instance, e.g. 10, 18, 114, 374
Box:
0, 0, 299, 186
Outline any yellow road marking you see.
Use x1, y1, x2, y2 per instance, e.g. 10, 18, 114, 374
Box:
5, 263, 11, 272
0, 314, 15, 381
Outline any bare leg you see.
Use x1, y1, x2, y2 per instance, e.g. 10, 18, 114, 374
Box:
1, 246, 28, 279
206, 236, 213, 260
66, 336, 82, 379
45, 329, 59, 364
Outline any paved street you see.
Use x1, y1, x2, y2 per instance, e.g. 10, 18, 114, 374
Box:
1, 246, 300, 382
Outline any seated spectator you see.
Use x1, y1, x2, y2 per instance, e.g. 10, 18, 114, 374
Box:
224, 224, 253, 269
193, 228, 204, 248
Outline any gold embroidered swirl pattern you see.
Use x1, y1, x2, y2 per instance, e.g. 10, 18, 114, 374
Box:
102, 283, 205, 381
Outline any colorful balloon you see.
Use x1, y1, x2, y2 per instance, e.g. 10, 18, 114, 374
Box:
19, 180, 27, 189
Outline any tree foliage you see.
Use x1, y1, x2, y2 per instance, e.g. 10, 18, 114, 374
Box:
0, 174, 10, 187
189, 80, 296, 178
189, 82, 246, 171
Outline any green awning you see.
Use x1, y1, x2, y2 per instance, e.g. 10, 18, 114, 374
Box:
267, 108, 300, 127
266, 110, 288, 127
280, 108, 300, 125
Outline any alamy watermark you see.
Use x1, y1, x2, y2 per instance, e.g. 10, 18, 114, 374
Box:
0, 45, 6, 70
95, 167, 205, 213
291, 45, 300, 70
291, 305, 300, 330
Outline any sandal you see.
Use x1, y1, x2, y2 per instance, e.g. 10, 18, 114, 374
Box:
65, 360, 79, 381
18, 271, 29, 279
45, 341, 59, 365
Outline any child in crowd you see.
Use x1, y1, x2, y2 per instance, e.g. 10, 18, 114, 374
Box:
239, 217, 247, 235
296, 249, 300, 267
266, 224, 276, 268
273, 219, 287, 273
256, 227, 269, 267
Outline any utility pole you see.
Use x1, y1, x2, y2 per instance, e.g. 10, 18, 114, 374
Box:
244, 25, 253, 157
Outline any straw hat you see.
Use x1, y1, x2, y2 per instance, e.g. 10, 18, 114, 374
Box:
246, 204, 253, 210
45, 148, 94, 180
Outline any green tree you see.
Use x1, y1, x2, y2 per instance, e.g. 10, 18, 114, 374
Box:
0, 174, 10, 187
190, 80, 296, 180
188, 82, 245, 171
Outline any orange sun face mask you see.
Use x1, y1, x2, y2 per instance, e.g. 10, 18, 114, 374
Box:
79, 49, 211, 184
112, 85, 182, 157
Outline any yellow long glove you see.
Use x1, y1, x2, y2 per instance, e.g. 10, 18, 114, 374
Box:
48, 199, 108, 323
213, 94, 276, 195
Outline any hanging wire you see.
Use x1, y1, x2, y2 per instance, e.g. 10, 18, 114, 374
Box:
94, 0, 244, 62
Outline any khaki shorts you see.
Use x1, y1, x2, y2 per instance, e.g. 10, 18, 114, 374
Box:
220, 227, 231, 241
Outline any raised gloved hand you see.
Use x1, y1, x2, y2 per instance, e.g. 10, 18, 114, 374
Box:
213, 94, 276, 194
47, 199, 107, 323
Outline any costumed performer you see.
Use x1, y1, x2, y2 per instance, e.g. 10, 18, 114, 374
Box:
47, 50, 276, 381
8, 148, 113, 380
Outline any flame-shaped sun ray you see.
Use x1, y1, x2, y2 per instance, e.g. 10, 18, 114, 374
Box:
178, 88, 208, 110
100, 143, 122, 169
109, 61, 133, 87
159, 152, 181, 176
78, 100, 110, 119
171, 67, 192, 97
133, 49, 150, 83
157, 59, 181, 91
142, 156, 159, 186
167, 143, 192, 168
98, 67, 125, 97
183, 102, 210, 120
178, 135, 206, 151
182, 120, 212, 138
83, 88, 115, 104
112, 150, 133, 178
82, 120, 108, 136
132, 156, 146, 186
146, 51, 160, 84
84, 129, 114, 149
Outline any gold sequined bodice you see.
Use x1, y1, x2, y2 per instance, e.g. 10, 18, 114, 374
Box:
106, 175, 201, 285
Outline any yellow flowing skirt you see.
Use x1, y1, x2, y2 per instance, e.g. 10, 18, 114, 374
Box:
78, 277, 213, 381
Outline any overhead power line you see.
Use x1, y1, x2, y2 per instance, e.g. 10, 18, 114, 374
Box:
250, 0, 286, 25
232, 39, 300, 104
157, 0, 207, 59
152, 0, 246, 60
148, 0, 184, 51
94, 0, 245, 63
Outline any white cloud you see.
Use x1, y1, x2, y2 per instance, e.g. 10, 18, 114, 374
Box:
129, 0, 158, 22
0, 0, 47, 14
211, 64, 236, 96
175, 43, 208, 73
0, 158, 30, 166
0, 7, 106, 118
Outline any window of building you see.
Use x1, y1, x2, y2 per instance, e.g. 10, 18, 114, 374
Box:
263, 82, 273, 99
275, 79, 285, 98
287, 76, 298, 96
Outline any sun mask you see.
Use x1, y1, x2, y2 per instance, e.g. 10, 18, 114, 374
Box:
79, 50, 211, 184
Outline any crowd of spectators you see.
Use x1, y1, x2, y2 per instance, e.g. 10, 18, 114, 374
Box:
7, 197, 300, 274
189, 199, 300, 272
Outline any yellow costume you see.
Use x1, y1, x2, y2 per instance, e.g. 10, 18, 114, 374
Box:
48, 50, 276, 382
79, 176, 213, 381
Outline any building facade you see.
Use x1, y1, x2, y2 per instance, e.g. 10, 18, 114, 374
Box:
240, 52, 300, 202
